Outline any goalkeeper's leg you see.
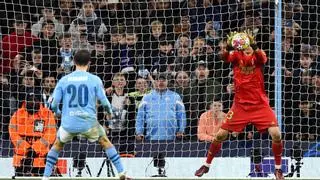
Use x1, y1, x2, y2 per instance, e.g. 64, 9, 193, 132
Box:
195, 128, 229, 177
268, 126, 284, 180
98, 136, 130, 180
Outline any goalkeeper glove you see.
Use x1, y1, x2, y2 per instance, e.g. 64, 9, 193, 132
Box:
227, 31, 237, 47
244, 29, 258, 50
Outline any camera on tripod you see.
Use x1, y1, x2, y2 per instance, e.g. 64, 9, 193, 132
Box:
152, 152, 166, 177
73, 152, 92, 177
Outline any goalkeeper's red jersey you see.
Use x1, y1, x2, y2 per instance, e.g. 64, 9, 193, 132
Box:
223, 50, 269, 105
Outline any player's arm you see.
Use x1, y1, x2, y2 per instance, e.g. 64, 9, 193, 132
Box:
254, 49, 268, 64
220, 32, 238, 63
246, 29, 268, 64
96, 79, 112, 115
50, 80, 63, 115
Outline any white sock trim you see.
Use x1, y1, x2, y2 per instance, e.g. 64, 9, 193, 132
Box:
204, 162, 211, 167
275, 165, 281, 169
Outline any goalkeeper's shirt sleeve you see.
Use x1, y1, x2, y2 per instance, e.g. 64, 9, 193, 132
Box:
255, 49, 268, 65
222, 50, 238, 63
96, 78, 112, 114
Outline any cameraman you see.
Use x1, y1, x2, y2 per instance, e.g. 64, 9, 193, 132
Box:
9, 89, 57, 176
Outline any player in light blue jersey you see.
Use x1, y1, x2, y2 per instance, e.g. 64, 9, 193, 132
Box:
42, 50, 130, 180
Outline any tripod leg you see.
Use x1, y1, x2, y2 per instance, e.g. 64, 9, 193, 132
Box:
96, 159, 106, 177
86, 164, 92, 177
107, 160, 115, 177
107, 162, 110, 177
110, 164, 115, 177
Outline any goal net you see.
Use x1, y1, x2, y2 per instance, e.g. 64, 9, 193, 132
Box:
0, 0, 319, 178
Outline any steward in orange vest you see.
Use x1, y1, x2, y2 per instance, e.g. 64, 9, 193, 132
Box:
9, 89, 56, 176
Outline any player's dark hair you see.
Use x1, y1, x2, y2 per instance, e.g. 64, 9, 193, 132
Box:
74, 50, 90, 66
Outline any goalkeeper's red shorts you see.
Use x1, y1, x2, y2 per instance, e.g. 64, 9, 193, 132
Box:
221, 102, 278, 133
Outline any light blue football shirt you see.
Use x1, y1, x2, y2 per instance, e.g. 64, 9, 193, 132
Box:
51, 70, 112, 133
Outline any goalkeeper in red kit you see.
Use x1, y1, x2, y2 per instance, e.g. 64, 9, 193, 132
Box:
194, 31, 284, 180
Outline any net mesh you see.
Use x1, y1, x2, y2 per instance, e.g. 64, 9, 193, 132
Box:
0, 0, 319, 178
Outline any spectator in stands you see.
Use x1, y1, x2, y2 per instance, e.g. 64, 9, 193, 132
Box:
31, 6, 64, 38
311, 71, 320, 105
150, 20, 164, 39
189, 61, 222, 139
9, 89, 56, 176
41, 75, 56, 108
197, 101, 225, 142
69, 0, 108, 43
143, 20, 165, 58
204, 21, 221, 48
9, 54, 26, 97
105, 73, 133, 144
190, 37, 214, 69
171, 71, 193, 138
118, 27, 142, 74
97, 0, 139, 28
172, 71, 192, 103
136, 73, 186, 141
285, 99, 317, 141
53, 33, 75, 79
148, 20, 164, 48
240, 10, 262, 34
0, 74, 11, 140
127, 77, 151, 148
103, 26, 123, 75
283, 2, 302, 39
174, 35, 192, 72
174, 15, 192, 38
174, 47, 192, 71
31, 20, 59, 64
190, 37, 213, 57
89, 40, 112, 87
72, 31, 94, 53
128, 77, 151, 110
290, 52, 317, 105
20, 49, 44, 79
57, 0, 79, 32
1, 14, 38, 74
17, 71, 39, 107
108, 26, 124, 48
149, 37, 175, 74
175, 34, 192, 49
115, 27, 142, 91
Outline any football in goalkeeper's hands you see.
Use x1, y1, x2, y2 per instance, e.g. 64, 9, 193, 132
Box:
232, 33, 250, 50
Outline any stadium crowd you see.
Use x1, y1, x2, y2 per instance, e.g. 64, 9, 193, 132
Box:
0, 0, 319, 149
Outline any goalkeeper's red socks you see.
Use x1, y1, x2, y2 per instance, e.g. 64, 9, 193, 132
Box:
272, 140, 283, 169
205, 141, 222, 166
